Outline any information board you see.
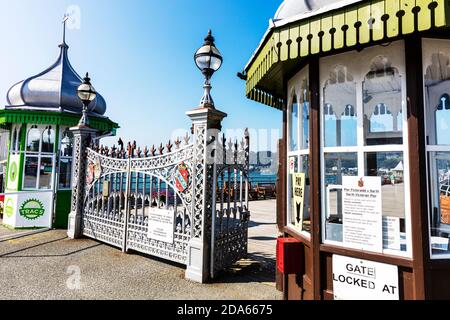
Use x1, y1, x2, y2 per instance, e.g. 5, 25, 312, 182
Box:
342, 176, 383, 253
148, 208, 175, 244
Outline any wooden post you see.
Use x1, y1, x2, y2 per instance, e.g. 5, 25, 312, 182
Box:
405, 35, 429, 300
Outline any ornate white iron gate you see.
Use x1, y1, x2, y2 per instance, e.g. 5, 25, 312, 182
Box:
83, 140, 194, 264
68, 110, 251, 282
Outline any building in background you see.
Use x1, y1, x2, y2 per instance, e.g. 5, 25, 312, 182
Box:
242, 0, 450, 300
1, 22, 118, 229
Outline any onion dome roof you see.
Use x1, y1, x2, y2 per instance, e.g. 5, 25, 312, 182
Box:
6, 22, 106, 116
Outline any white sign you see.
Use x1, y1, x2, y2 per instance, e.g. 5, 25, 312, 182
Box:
383, 216, 401, 251
3, 191, 53, 228
333, 255, 399, 300
148, 208, 175, 244
342, 176, 383, 253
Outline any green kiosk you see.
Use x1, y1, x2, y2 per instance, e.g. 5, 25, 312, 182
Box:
1, 24, 118, 229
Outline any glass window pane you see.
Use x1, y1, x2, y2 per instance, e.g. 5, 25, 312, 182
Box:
289, 97, 299, 151
365, 152, 406, 252
41, 126, 55, 153
24, 156, 38, 189
323, 153, 358, 242
60, 129, 74, 157
59, 158, 72, 189
288, 155, 310, 233
39, 157, 53, 190
323, 66, 357, 147
363, 57, 403, 146
429, 152, 450, 255
26, 126, 40, 152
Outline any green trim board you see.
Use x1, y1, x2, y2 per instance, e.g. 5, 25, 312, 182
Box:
0, 109, 119, 134
245, 0, 450, 108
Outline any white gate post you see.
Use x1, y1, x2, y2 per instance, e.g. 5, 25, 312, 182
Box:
185, 107, 227, 283
67, 125, 99, 239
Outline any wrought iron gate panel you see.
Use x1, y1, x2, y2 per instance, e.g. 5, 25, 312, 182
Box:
82, 144, 194, 264
211, 131, 251, 278
82, 149, 128, 249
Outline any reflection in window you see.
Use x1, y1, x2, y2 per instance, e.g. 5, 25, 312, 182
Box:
59, 158, 72, 189
429, 153, 450, 254
365, 152, 406, 252
289, 96, 299, 151
363, 56, 403, 146
27, 126, 40, 152
60, 129, 74, 158
41, 126, 55, 153
39, 157, 53, 190
324, 153, 358, 242
323, 66, 357, 147
24, 156, 38, 189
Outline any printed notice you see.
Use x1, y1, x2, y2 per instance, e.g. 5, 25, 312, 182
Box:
148, 208, 175, 244
342, 176, 383, 253
383, 216, 401, 251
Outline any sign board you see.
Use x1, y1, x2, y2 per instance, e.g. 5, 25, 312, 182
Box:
342, 176, 383, 253
2, 191, 53, 228
148, 208, 175, 244
292, 173, 305, 229
6, 154, 20, 191
333, 255, 399, 300
383, 216, 401, 251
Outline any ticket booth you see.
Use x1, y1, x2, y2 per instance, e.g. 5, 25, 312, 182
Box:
241, 0, 450, 300
1, 25, 118, 229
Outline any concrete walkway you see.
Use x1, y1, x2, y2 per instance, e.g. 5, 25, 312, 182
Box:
0, 201, 281, 300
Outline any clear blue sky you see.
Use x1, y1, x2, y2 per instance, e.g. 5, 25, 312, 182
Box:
0, 0, 282, 152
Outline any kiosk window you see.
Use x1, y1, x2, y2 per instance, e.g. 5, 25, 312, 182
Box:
320, 41, 411, 257
59, 128, 74, 190
423, 38, 450, 258
23, 124, 55, 190
287, 66, 311, 234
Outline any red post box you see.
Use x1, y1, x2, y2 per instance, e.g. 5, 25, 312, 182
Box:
277, 237, 304, 274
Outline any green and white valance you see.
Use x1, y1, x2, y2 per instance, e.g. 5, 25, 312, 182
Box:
0, 110, 119, 134
245, 0, 450, 108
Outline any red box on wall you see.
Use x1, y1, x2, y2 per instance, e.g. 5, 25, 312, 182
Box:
277, 237, 304, 274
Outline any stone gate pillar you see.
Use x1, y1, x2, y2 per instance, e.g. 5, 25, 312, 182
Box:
67, 124, 99, 239
185, 107, 227, 283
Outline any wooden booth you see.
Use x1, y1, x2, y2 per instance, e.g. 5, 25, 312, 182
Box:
242, 0, 450, 300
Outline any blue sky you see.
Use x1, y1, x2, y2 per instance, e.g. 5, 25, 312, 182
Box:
0, 0, 282, 151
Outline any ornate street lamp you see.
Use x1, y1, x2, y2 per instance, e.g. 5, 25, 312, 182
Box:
194, 30, 223, 109
77, 72, 97, 126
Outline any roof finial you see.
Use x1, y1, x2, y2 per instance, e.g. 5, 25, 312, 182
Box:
60, 14, 69, 48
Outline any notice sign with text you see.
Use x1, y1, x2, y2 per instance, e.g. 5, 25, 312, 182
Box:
333, 255, 399, 300
148, 208, 175, 244
342, 176, 383, 253
292, 173, 305, 229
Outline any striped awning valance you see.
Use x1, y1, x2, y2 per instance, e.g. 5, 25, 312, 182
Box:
245, 0, 450, 108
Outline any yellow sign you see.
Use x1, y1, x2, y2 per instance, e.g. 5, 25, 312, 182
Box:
292, 173, 306, 229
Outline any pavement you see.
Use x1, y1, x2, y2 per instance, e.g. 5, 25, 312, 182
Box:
0, 200, 282, 300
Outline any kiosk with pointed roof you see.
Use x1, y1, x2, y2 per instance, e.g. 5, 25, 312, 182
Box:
1, 18, 118, 229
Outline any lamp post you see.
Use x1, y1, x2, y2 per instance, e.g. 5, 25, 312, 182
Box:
194, 30, 223, 109
77, 72, 97, 126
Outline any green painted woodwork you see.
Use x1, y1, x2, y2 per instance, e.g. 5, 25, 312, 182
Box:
17, 125, 26, 192
245, 0, 450, 108
54, 190, 72, 228
0, 109, 119, 134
